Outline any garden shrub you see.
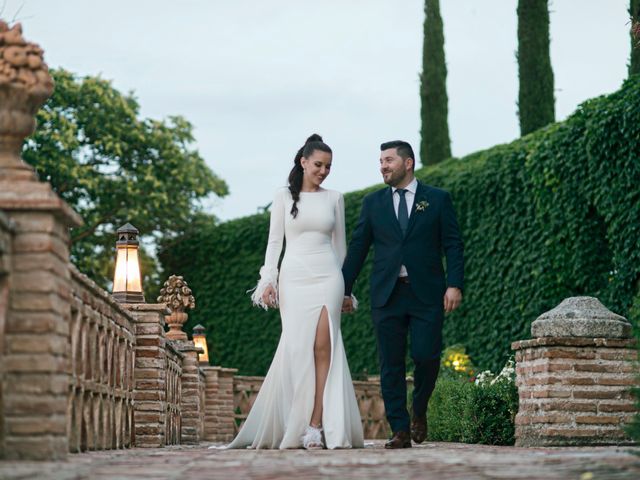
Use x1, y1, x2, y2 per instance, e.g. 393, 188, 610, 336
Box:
428, 358, 518, 445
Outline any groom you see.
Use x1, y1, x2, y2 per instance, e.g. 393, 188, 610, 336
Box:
342, 140, 464, 448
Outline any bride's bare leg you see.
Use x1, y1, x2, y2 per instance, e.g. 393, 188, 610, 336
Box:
310, 306, 331, 427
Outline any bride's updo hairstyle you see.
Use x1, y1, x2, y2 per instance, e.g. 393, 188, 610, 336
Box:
288, 133, 332, 218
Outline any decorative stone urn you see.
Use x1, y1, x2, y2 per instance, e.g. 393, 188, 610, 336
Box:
512, 296, 638, 447
0, 20, 54, 180
158, 275, 195, 340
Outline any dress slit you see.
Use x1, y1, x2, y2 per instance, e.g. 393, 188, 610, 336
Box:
311, 305, 334, 429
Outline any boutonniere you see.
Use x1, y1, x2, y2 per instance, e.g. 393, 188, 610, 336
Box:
415, 200, 430, 212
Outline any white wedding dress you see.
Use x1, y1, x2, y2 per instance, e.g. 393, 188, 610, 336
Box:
228, 187, 364, 449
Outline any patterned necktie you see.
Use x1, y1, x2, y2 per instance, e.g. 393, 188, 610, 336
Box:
397, 188, 409, 236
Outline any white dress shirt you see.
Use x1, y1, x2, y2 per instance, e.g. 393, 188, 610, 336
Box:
392, 177, 417, 278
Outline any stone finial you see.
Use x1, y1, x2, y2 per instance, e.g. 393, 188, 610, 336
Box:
158, 275, 195, 341
531, 296, 631, 339
0, 20, 55, 180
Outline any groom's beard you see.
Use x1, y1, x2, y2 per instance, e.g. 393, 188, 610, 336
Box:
382, 169, 408, 187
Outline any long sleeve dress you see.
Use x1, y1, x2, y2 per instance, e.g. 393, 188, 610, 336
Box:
227, 187, 364, 449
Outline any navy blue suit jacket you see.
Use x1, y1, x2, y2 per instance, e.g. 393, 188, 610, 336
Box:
342, 181, 464, 309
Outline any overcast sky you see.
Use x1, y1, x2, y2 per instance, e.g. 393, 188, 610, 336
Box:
13, 0, 632, 221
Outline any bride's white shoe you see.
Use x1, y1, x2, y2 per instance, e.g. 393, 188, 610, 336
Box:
302, 425, 324, 450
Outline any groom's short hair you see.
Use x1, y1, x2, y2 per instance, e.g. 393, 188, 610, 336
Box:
380, 140, 415, 170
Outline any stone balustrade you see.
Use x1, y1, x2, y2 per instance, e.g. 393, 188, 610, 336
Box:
164, 342, 183, 445
200, 373, 392, 442
354, 377, 389, 439
68, 266, 136, 452
232, 375, 264, 435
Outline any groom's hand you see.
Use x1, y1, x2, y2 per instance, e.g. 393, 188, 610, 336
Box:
444, 287, 462, 313
342, 296, 354, 313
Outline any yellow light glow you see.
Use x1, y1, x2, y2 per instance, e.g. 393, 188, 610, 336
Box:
113, 248, 128, 292
125, 247, 142, 292
193, 335, 210, 364
113, 246, 142, 293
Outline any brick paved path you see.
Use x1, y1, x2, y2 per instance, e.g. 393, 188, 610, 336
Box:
1, 441, 639, 480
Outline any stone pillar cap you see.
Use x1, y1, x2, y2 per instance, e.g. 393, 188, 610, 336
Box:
531, 296, 631, 339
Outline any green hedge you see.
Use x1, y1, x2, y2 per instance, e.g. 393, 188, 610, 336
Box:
427, 376, 518, 445
160, 76, 640, 375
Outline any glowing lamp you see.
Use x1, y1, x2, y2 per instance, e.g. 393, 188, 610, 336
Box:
192, 324, 210, 364
112, 223, 145, 303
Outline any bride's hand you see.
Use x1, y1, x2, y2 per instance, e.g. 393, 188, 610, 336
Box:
341, 296, 354, 313
262, 285, 277, 307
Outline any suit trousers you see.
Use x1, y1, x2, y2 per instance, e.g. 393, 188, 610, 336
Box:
372, 280, 443, 434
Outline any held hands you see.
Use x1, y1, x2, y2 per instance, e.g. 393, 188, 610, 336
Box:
444, 287, 462, 313
261, 285, 278, 308
342, 296, 354, 313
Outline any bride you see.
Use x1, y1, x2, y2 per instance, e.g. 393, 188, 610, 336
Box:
227, 134, 364, 450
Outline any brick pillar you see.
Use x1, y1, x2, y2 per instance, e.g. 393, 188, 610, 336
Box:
512, 296, 638, 447
125, 303, 170, 448
0, 21, 83, 460
218, 368, 237, 442
0, 212, 13, 458
174, 341, 203, 444
202, 366, 237, 443
202, 366, 219, 442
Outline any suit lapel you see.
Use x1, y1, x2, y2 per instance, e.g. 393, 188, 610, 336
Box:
405, 181, 426, 238
384, 187, 403, 237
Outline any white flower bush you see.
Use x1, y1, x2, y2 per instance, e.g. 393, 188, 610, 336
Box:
474, 357, 515, 387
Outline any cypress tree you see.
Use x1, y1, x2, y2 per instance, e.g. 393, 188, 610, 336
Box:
420, 0, 451, 166
517, 0, 555, 136
631, 0, 640, 76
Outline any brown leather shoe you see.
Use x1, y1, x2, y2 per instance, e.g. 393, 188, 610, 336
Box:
384, 431, 412, 449
411, 415, 427, 444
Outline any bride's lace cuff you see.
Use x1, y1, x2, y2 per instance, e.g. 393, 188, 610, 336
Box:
249, 266, 279, 310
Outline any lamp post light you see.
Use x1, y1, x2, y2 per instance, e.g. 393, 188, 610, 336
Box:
112, 223, 145, 303
192, 324, 210, 365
